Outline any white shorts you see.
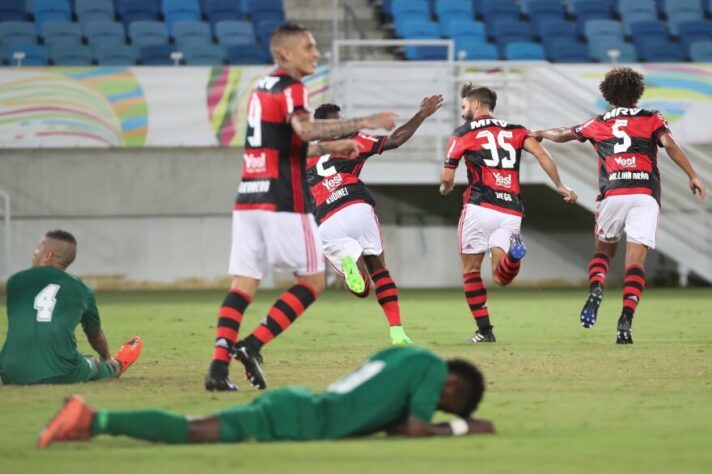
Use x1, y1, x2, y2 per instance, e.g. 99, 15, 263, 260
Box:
229, 210, 324, 279
595, 194, 659, 248
458, 204, 522, 254
318, 202, 383, 275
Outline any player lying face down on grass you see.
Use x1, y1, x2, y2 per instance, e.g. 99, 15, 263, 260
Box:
0, 230, 142, 385
39, 347, 494, 448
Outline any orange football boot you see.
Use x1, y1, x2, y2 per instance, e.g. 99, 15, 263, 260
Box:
113, 336, 142, 376
37, 395, 95, 449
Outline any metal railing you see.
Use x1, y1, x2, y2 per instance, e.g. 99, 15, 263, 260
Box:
0, 189, 10, 283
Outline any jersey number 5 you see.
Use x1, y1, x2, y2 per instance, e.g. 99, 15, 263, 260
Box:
612, 119, 631, 153
34, 284, 61, 322
477, 130, 516, 168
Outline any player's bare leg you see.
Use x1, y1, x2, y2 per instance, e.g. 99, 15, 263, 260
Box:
461, 253, 494, 343
617, 242, 648, 345
364, 254, 412, 345
581, 240, 616, 328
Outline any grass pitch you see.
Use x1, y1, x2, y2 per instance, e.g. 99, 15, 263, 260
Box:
1, 287, 711, 474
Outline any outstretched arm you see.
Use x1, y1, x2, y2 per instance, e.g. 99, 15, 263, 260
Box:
306, 139, 362, 158
659, 133, 706, 201
291, 112, 398, 142
86, 329, 112, 361
386, 415, 495, 438
523, 137, 577, 204
382, 95, 444, 151
532, 127, 577, 143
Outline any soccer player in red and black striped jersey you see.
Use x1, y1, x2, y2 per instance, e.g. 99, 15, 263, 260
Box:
205, 22, 398, 391
305, 95, 444, 345
534, 67, 705, 344
440, 83, 577, 343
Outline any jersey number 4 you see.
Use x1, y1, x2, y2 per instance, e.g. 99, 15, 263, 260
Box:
34, 284, 60, 322
477, 130, 516, 168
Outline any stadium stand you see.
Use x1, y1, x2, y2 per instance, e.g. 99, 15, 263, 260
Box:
50, 43, 93, 65
32, 0, 72, 35
3, 43, 48, 65
0, 1, 28, 22
84, 20, 126, 46
204, 0, 244, 28
182, 42, 226, 64
689, 39, 712, 61
0, 21, 36, 45
75, 0, 115, 29
172, 20, 212, 45
214, 20, 256, 45
128, 21, 169, 47
162, 0, 202, 35
93, 42, 139, 64
138, 43, 174, 65
41, 21, 83, 45
117, 1, 161, 29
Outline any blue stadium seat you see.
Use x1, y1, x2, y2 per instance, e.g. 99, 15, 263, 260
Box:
532, 18, 577, 40
226, 43, 267, 64
689, 40, 712, 61
0, 0, 28, 21
636, 39, 685, 61
162, 0, 201, 35
489, 19, 533, 54
3, 43, 48, 65
527, 0, 565, 19
41, 21, 82, 44
172, 20, 211, 45
117, 0, 160, 28
402, 20, 447, 59
662, 0, 702, 17
75, 0, 115, 28
50, 43, 93, 65
589, 39, 638, 63
572, 0, 611, 29
617, 0, 658, 16
677, 20, 712, 49
182, 42, 225, 64
668, 11, 704, 36
84, 20, 125, 45
204, 0, 243, 28
453, 37, 498, 59
622, 10, 658, 35
129, 20, 168, 46
93, 42, 138, 64
33, 0, 72, 34
440, 19, 485, 39
246, 0, 285, 25
0, 21, 36, 45
584, 19, 624, 43
392, 0, 430, 37
139, 43, 174, 64
630, 21, 669, 47
435, 0, 473, 27
481, 0, 519, 25
505, 41, 544, 60
254, 19, 279, 44
214, 20, 255, 45
546, 42, 591, 62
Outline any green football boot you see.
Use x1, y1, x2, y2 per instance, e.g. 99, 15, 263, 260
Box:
341, 256, 365, 294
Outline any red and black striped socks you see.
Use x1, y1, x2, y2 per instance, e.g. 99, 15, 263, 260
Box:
212, 289, 252, 365
588, 252, 610, 291
243, 282, 317, 350
495, 255, 521, 286
463, 272, 490, 330
622, 264, 645, 317
371, 269, 401, 326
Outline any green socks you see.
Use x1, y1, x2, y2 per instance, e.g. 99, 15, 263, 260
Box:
92, 410, 189, 444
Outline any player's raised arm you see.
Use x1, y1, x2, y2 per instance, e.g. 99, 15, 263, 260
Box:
659, 133, 706, 201
306, 139, 363, 158
382, 94, 444, 151
523, 136, 577, 204
532, 127, 577, 143
291, 112, 398, 142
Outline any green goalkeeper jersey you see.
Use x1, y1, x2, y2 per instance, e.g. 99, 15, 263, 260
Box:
0, 266, 101, 384
217, 346, 448, 441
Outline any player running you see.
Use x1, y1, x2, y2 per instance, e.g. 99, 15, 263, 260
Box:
0, 230, 141, 385
440, 83, 577, 343
534, 67, 706, 344
39, 346, 494, 448
205, 22, 398, 392
305, 96, 444, 345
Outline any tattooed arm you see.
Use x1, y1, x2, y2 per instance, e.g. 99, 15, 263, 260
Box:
292, 112, 398, 142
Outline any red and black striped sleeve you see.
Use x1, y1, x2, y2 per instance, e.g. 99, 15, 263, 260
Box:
354, 132, 386, 157
443, 134, 465, 169
650, 111, 671, 146
571, 118, 596, 143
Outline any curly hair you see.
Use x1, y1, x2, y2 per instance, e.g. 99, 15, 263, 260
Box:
447, 359, 485, 417
460, 82, 497, 111
599, 67, 645, 108
314, 103, 341, 119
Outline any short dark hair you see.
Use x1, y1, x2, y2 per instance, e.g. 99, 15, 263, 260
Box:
599, 67, 645, 108
448, 359, 485, 417
46, 229, 77, 246
461, 83, 497, 111
270, 21, 309, 48
314, 103, 341, 119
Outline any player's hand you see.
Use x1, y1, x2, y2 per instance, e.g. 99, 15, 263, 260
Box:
439, 181, 454, 196
558, 185, 577, 204
331, 139, 363, 158
690, 176, 705, 201
466, 418, 496, 435
364, 112, 398, 131
418, 95, 444, 118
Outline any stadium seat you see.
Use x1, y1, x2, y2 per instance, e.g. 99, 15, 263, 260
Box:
662, 0, 702, 17
214, 20, 255, 45
204, 0, 244, 28
93, 42, 138, 64
162, 0, 201, 35
481, 0, 519, 25
572, 0, 611, 29
50, 43, 93, 65
75, 0, 115, 28
546, 42, 591, 62
182, 42, 225, 64
117, 0, 160, 28
392, 0, 430, 37
84, 20, 126, 45
41, 21, 82, 44
489, 19, 533, 54
402, 20, 447, 60
527, 0, 565, 19
4, 43, 48, 65
677, 20, 712, 50
172, 20, 211, 45
622, 11, 658, 35
505, 41, 545, 60
629, 21, 669, 47
584, 19, 624, 43
689, 40, 712, 61
139, 43, 175, 64
636, 39, 685, 62
440, 19, 485, 39
668, 11, 704, 36
0, 0, 28, 21
589, 40, 638, 63
532, 18, 577, 41
33, 0, 72, 34
453, 36, 498, 60
254, 19, 280, 44
129, 20, 169, 46
246, 0, 285, 25
226, 44, 268, 64
0, 21, 36, 45
435, 0, 474, 27
617, 0, 658, 16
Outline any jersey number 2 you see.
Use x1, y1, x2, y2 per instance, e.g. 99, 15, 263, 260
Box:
34, 284, 60, 322
477, 130, 516, 168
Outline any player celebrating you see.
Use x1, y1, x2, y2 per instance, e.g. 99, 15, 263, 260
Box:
440, 84, 577, 343
39, 347, 494, 448
534, 67, 705, 344
305, 96, 444, 345
205, 22, 398, 392
0, 230, 141, 385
